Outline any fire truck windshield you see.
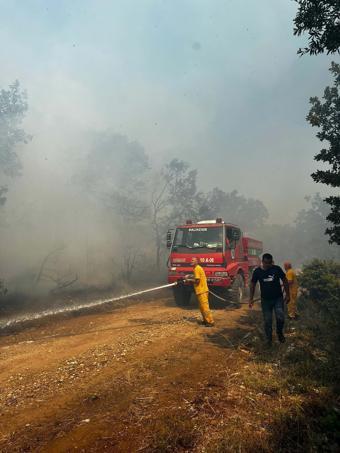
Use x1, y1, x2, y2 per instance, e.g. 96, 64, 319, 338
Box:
172, 226, 223, 253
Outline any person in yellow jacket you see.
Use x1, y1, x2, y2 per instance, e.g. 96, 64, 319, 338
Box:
188, 257, 214, 327
284, 261, 299, 319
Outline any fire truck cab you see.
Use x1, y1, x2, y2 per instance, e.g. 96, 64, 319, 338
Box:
167, 218, 263, 306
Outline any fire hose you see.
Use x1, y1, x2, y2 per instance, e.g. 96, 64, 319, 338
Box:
208, 289, 261, 305
1, 281, 259, 330
108, 280, 258, 307
107, 280, 258, 307
177, 278, 260, 306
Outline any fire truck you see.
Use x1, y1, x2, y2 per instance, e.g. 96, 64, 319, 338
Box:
167, 218, 263, 305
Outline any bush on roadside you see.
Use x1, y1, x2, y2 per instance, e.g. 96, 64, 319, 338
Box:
299, 260, 340, 322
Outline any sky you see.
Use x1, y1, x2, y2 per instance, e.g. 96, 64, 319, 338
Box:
0, 0, 335, 223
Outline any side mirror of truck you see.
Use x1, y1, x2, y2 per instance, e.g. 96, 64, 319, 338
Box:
166, 230, 172, 249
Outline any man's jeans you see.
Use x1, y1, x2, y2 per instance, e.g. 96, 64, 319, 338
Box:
261, 297, 285, 341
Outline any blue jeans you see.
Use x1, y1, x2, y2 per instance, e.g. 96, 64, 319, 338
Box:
261, 297, 285, 341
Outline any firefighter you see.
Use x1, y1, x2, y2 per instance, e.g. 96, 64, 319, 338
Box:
187, 257, 214, 327
284, 261, 299, 319
249, 253, 290, 345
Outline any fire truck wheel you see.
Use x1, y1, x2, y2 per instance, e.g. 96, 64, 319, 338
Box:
173, 286, 191, 306
230, 274, 245, 306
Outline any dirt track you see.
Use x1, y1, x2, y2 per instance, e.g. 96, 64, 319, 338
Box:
0, 294, 270, 452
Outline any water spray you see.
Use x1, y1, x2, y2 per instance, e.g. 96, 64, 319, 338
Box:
0, 280, 258, 331
0, 282, 179, 330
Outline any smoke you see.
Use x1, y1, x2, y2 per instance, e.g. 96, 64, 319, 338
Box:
0, 1, 337, 295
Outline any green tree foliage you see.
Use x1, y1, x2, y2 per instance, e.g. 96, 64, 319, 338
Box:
293, 0, 340, 55
307, 62, 340, 244
0, 80, 30, 205
299, 259, 340, 318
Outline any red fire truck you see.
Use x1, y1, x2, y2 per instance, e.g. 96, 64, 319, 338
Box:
167, 218, 263, 305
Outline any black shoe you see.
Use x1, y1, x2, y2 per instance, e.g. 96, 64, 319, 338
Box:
278, 333, 286, 343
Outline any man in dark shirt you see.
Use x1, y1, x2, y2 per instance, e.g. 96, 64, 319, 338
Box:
249, 253, 290, 345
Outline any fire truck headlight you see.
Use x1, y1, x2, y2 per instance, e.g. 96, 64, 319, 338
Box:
214, 271, 229, 277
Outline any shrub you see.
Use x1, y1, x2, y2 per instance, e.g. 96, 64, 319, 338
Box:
299, 260, 340, 319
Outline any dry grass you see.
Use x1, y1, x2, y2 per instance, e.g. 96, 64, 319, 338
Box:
147, 413, 200, 452
147, 297, 340, 452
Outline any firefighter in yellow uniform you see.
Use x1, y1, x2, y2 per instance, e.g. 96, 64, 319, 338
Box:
190, 257, 214, 327
284, 262, 299, 319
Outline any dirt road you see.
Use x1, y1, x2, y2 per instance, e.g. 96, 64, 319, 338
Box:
0, 294, 296, 452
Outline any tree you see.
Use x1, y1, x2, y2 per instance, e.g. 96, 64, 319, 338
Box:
255, 223, 297, 264
299, 259, 340, 319
74, 132, 151, 283
257, 194, 340, 265
164, 159, 203, 222
204, 188, 269, 231
150, 172, 170, 270
0, 80, 31, 206
34, 245, 78, 293
120, 246, 143, 283
307, 62, 340, 244
293, 0, 340, 55
150, 161, 269, 268
0, 81, 30, 293
79, 132, 150, 221
0, 81, 30, 177
150, 159, 204, 269
294, 194, 340, 260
